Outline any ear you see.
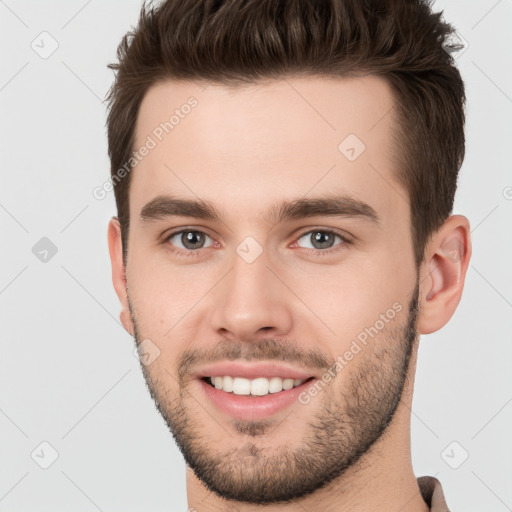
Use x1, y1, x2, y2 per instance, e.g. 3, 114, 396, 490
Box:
417, 214, 472, 335
107, 217, 134, 335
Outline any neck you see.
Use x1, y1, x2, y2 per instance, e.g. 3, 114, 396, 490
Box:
186, 347, 429, 512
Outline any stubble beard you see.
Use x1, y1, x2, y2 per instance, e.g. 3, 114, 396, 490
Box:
130, 279, 420, 504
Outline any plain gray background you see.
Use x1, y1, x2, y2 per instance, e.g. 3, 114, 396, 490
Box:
1, 1, 511, 510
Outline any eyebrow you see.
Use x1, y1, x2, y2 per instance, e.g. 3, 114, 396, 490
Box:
139, 194, 380, 226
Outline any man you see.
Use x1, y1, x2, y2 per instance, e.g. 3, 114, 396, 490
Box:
106, 0, 471, 510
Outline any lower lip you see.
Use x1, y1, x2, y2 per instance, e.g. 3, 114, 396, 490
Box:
198, 378, 316, 421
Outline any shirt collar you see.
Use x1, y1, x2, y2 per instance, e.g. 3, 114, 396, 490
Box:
417, 476, 451, 512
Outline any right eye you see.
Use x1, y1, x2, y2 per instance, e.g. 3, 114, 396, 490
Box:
164, 229, 215, 254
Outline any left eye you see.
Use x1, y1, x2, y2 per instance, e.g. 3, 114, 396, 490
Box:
295, 230, 346, 250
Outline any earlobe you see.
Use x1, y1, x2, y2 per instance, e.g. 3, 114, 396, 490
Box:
107, 217, 134, 336
417, 215, 472, 335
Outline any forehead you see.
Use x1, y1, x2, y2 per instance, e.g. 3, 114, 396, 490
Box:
130, 75, 405, 225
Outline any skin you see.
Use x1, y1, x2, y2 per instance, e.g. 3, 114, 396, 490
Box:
108, 75, 471, 511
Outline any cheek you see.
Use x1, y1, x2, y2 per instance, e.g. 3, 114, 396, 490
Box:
288, 254, 412, 351
128, 251, 202, 320
127, 260, 219, 376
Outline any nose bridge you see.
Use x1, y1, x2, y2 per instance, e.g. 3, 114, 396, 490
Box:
210, 243, 292, 340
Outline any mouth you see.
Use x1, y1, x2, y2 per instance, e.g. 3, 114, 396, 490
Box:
195, 362, 319, 422
201, 375, 315, 396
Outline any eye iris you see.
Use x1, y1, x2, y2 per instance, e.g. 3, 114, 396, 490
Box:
311, 231, 335, 249
182, 231, 204, 250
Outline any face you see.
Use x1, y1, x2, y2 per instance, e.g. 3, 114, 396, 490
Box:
120, 76, 421, 503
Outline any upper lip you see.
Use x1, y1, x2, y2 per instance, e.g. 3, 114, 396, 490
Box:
195, 361, 318, 380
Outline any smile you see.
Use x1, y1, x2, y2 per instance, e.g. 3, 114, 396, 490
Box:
204, 375, 313, 396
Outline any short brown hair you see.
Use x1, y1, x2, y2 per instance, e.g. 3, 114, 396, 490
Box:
106, 0, 466, 268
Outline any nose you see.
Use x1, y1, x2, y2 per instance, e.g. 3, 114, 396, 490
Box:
209, 247, 293, 343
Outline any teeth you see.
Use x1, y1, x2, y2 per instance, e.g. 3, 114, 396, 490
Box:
232, 377, 251, 395
251, 377, 268, 396
283, 378, 294, 390
208, 376, 306, 396
223, 375, 234, 392
268, 377, 283, 393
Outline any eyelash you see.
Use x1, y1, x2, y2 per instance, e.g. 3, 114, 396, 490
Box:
162, 228, 352, 258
